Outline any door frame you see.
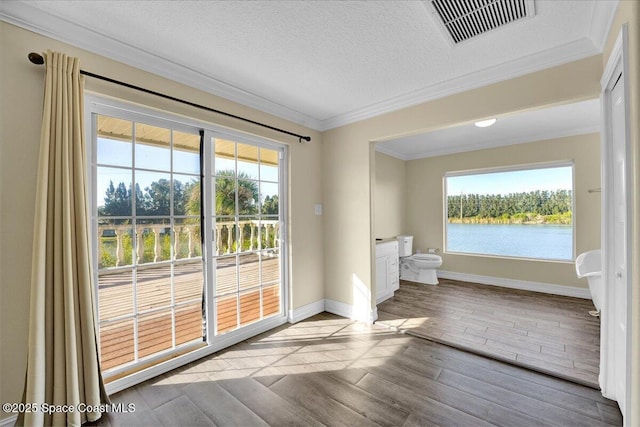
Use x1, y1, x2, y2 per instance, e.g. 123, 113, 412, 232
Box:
201, 129, 289, 339
86, 94, 290, 395
600, 23, 632, 420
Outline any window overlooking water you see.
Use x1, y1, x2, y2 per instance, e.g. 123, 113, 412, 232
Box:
444, 163, 574, 261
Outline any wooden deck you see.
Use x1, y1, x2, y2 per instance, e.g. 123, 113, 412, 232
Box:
97, 256, 281, 371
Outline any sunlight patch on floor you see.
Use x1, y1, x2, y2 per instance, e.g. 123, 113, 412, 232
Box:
167, 315, 407, 387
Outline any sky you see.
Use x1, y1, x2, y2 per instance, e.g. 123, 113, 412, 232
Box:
446, 165, 572, 196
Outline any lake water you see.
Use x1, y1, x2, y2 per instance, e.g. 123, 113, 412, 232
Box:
446, 223, 573, 261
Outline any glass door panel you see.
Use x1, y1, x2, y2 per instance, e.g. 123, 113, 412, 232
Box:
176, 303, 204, 346
239, 252, 260, 291
138, 310, 174, 359
262, 284, 281, 318
99, 319, 135, 370
94, 114, 204, 375
240, 289, 261, 326
216, 295, 239, 333
237, 143, 259, 179
211, 137, 283, 335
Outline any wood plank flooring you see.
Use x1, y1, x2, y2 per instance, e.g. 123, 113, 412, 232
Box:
89, 313, 621, 427
376, 279, 601, 388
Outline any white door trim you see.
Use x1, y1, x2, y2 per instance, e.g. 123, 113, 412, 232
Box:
86, 94, 290, 391
599, 23, 633, 422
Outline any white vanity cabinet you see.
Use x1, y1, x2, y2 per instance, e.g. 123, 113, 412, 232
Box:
375, 240, 399, 304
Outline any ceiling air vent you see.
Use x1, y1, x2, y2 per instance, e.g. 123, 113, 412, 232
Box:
428, 0, 535, 44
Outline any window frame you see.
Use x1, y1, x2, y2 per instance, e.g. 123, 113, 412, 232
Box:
443, 161, 576, 262
86, 94, 289, 392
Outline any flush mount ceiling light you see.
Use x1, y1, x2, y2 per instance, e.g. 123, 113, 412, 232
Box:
474, 118, 497, 128
426, 0, 536, 44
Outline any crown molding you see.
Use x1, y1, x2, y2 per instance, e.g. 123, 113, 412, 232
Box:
601, 23, 626, 89
379, 123, 600, 161
328, 0, 620, 131
589, 0, 619, 51
320, 37, 599, 131
0, 2, 323, 131
374, 144, 411, 161
2, 1, 615, 134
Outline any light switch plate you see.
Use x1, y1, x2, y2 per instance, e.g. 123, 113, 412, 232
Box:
314, 204, 323, 215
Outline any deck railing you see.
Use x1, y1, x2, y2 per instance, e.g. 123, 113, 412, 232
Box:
98, 220, 279, 268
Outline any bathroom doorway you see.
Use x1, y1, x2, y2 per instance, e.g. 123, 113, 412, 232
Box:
371, 99, 602, 388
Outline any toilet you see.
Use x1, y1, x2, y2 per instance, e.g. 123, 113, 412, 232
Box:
397, 235, 442, 285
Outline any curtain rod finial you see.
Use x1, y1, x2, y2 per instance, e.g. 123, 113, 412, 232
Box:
28, 52, 44, 65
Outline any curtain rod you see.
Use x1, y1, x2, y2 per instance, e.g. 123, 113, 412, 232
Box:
28, 52, 311, 143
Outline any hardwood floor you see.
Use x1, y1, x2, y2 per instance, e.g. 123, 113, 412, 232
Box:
377, 279, 601, 388
90, 313, 621, 426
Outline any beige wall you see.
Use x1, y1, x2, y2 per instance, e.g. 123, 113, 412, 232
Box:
374, 151, 406, 239
323, 55, 602, 312
3, 4, 636, 422
0, 22, 324, 418
602, 1, 640, 423
406, 133, 600, 287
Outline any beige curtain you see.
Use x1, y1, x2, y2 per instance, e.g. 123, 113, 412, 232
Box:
19, 51, 108, 427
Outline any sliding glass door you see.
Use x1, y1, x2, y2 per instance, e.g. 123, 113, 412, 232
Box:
207, 138, 283, 336
92, 104, 286, 377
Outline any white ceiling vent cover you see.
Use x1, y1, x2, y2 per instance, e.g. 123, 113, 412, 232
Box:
428, 0, 536, 44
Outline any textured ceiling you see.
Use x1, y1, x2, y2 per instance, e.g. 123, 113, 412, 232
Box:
1, 1, 616, 131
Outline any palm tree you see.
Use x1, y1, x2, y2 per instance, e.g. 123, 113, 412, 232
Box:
181, 171, 259, 217
215, 170, 258, 216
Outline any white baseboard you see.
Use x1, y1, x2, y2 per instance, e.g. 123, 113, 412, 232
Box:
290, 299, 379, 324
437, 270, 591, 299
324, 298, 353, 318
288, 299, 325, 323
325, 299, 377, 324
0, 415, 17, 427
